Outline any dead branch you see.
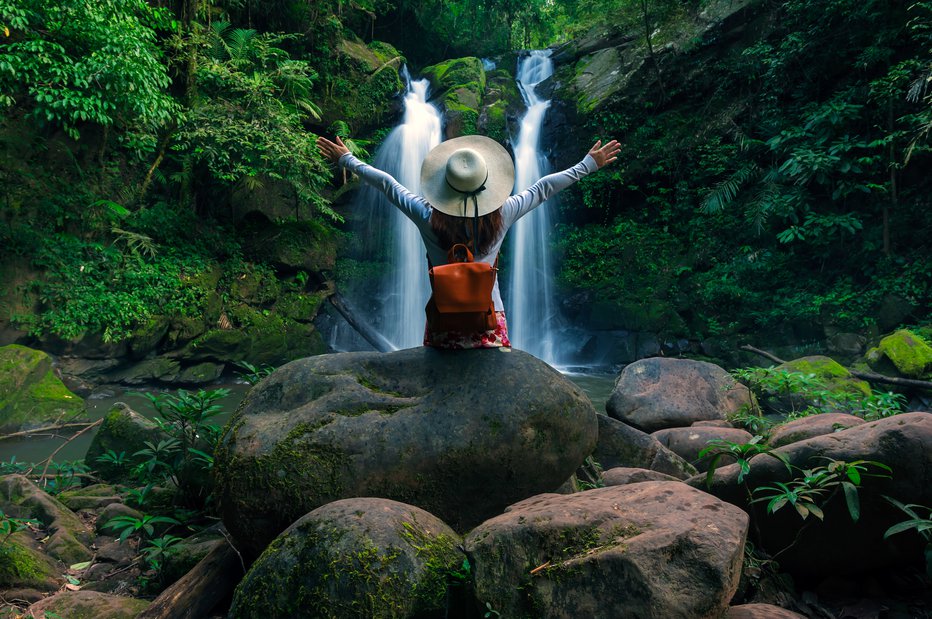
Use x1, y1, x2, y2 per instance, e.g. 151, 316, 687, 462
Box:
0, 422, 97, 442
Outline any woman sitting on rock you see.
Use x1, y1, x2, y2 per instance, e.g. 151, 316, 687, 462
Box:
316, 133, 619, 349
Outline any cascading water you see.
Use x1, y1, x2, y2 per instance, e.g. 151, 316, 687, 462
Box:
506, 49, 561, 364
334, 69, 441, 351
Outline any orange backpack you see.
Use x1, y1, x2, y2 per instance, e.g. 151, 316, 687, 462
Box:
426, 243, 498, 332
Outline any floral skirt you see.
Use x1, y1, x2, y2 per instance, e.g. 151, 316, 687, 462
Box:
424, 311, 512, 349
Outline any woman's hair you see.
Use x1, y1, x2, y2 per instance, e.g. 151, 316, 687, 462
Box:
430, 208, 504, 256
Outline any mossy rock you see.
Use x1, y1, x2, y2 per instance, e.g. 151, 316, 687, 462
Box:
57, 484, 122, 511
230, 268, 282, 305
112, 357, 181, 385
229, 498, 464, 619
175, 361, 225, 385
316, 36, 405, 132
0, 535, 60, 590
127, 315, 170, 360
165, 316, 207, 349
27, 590, 149, 619
869, 330, 932, 379
85, 403, 168, 484
239, 218, 339, 273
422, 57, 487, 138
0, 344, 85, 433
776, 356, 872, 404
276, 292, 325, 323
0, 475, 93, 564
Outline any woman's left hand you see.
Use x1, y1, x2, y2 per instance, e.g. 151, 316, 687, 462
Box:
588, 139, 621, 169
316, 135, 350, 163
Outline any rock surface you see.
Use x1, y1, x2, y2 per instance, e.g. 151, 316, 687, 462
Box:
27, 590, 149, 619
867, 329, 932, 379
726, 604, 807, 618
229, 498, 463, 619
693, 412, 932, 578
216, 347, 599, 556
651, 426, 754, 471
84, 403, 167, 483
465, 482, 748, 619
0, 344, 85, 432
606, 358, 751, 432
601, 467, 682, 486
593, 414, 697, 479
767, 413, 865, 448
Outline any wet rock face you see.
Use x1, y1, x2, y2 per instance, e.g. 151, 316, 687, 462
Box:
767, 412, 865, 448
651, 426, 754, 472
0, 344, 85, 433
465, 482, 748, 619
593, 414, 698, 479
229, 498, 464, 618
215, 347, 599, 557
606, 357, 752, 432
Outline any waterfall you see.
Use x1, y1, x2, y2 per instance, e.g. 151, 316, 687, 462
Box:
335, 69, 442, 351
506, 49, 560, 364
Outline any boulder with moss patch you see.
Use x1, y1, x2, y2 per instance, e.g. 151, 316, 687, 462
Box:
867, 329, 932, 379
27, 590, 149, 619
215, 347, 599, 557
422, 57, 487, 137
0, 534, 61, 591
465, 482, 748, 618
0, 344, 85, 433
85, 403, 168, 483
229, 498, 464, 618
0, 475, 92, 564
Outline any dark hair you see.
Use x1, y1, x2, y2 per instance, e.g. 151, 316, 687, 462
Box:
430, 208, 504, 256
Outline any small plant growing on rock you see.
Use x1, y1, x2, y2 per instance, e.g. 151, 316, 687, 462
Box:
883, 496, 932, 577
751, 459, 891, 523
699, 437, 791, 486
0, 510, 39, 545
102, 513, 182, 543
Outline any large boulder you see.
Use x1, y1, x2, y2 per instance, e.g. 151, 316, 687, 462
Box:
464, 482, 748, 618
606, 358, 751, 432
422, 57, 486, 137
85, 403, 167, 483
692, 412, 932, 579
601, 467, 682, 486
0, 475, 93, 564
229, 498, 464, 618
651, 426, 754, 472
767, 413, 866, 448
0, 344, 85, 432
215, 348, 599, 556
27, 590, 149, 618
593, 414, 697, 479
867, 329, 932, 379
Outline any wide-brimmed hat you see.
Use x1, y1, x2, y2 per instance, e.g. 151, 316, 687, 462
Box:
419, 135, 515, 217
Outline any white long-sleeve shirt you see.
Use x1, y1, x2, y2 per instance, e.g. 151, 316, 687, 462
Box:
338, 152, 598, 311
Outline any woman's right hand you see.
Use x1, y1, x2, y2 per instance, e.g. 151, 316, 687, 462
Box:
316, 135, 350, 163
588, 139, 621, 169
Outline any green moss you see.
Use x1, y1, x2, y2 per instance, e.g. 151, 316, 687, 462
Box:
0, 344, 85, 431
0, 538, 58, 588
875, 329, 932, 378
779, 355, 872, 396
276, 292, 325, 323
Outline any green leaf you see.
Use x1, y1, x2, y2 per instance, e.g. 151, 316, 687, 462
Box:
70, 561, 92, 570
842, 481, 860, 522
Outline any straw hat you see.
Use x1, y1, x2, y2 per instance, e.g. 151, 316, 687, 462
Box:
419, 135, 515, 217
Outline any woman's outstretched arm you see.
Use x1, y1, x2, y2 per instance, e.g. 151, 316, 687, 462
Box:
316, 135, 431, 221
503, 139, 620, 223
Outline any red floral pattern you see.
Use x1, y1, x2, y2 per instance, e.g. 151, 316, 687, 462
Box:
424, 311, 511, 349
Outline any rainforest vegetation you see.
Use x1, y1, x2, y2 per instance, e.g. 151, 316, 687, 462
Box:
0, 0, 929, 352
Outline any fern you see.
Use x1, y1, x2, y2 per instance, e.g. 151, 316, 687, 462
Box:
702, 163, 760, 213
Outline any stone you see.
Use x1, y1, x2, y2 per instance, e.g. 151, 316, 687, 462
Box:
767, 413, 866, 448
422, 57, 487, 137
127, 315, 170, 360
229, 498, 464, 618
651, 426, 754, 472
0, 344, 85, 432
827, 332, 866, 360
27, 590, 149, 619
110, 357, 181, 385
774, 355, 872, 406
606, 357, 752, 432
465, 482, 748, 619
215, 348, 598, 556
96, 503, 143, 535
0, 534, 61, 591
726, 604, 807, 618
868, 330, 932, 379
692, 412, 932, 579
593, 414, 698, 479
57, 484, 123, 511
84, 403, 167, 484
175, 361, 225, 384
601, 467, 682, 486
0, 475, 93, 564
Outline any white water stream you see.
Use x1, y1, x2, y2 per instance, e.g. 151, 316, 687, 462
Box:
506, 50, 561, 364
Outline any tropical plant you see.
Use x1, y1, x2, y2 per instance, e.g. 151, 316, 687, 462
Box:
0, 510, 38, 545
101, 513, 181, 543
883, 496, 932, 577
233, 360, 276, 386
699, 437, 791, 487
752, 459, 891, 523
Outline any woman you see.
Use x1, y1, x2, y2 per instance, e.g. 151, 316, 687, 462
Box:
317, 133, 619, 349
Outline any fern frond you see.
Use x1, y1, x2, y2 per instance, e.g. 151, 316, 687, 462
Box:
701, 164, 760, 214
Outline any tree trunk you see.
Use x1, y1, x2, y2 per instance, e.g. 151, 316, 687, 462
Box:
136, 541, 243, 619
640, 0, 668, 102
